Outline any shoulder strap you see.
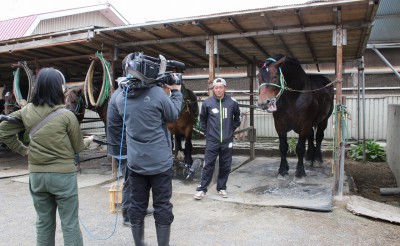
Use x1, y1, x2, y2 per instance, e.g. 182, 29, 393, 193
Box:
29, 108, 69, 139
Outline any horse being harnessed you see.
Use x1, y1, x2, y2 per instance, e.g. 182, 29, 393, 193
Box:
257, 54, 334, 181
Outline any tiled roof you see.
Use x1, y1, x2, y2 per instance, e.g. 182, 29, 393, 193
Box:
0, 15, 37, 41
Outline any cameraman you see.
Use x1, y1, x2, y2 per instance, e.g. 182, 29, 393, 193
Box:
112, 54, 182, 246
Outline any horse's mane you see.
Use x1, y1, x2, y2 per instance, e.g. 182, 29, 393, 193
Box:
267, 54, 300, 66
181, 84, 199, 117
268, 54, 307, 88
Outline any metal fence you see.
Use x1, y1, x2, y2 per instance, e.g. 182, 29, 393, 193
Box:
81, 94, 400, 142
234, 95, 400, 141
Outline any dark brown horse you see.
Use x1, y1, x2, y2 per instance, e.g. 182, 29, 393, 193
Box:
165, 84, 199, 165
258, 55, 334, 181
2, 85, 21, 115
64, 83, 108, 126
1, 85, 26, 142
0, 87, 5, 114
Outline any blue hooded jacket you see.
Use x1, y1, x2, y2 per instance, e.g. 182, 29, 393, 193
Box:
111, 84, 182, 175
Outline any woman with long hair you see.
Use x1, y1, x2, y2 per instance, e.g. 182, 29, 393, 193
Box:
0, 67, 93, 245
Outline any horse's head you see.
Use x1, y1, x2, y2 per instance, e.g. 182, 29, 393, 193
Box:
257, 56, 286, 112
64, 85, 85, 116
4, 91, 20, 115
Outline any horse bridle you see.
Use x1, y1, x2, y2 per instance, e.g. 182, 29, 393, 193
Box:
69, 94, 85, 115
4, 92, 21, 112
258, 57, 286, 100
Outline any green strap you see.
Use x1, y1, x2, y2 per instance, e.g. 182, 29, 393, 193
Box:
333, 104, 349, 160
96, 52, 111, 107
219, 99, 223, 143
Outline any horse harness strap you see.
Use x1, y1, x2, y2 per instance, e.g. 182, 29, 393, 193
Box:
259, 66, 286, 100
283, 78, 340, 93
29, 108, 69, 139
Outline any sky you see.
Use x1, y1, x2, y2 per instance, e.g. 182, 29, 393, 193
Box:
0, 0, 308, 23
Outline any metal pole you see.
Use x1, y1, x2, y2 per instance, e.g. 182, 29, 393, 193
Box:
357, 61, 361, 143
338, 96, 346, 196
371, 46, 400, 80
361, 56, 367, 162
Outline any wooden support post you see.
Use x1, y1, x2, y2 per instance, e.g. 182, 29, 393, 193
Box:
208, 36, 215, 97
334, 26, 343, 195
248, 63, 256, 160
110, 46, 118, 92
111, 157, 118, 180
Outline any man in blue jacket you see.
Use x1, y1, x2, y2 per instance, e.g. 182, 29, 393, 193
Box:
194, 77, 241, 200
111, 53, 182, 246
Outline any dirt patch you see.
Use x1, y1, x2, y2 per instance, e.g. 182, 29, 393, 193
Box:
345, 159, 400, 207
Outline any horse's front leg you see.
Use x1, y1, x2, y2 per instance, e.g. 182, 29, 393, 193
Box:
305, 128, 315, 166
277, 134, 289, 179
175, 135, 185, 161
295, 136, 307, 180
313, 125, 326, 167
184, 136, 193, 165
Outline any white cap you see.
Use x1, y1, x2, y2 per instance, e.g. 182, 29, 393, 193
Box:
213, 78, 227, 87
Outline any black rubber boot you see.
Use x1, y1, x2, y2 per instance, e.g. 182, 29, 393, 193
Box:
131, 220, 145, 246
122, 209, 130, 227
156, 224, 171, 246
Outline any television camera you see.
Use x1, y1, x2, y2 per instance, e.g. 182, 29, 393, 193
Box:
122, 52, 185, 89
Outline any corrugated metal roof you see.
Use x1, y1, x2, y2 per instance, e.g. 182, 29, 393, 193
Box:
139, 0, 317, 24
0, 0, 378, 83
0, 3, 128, 41
369, 0, 400, 43
0, 15, 37, 41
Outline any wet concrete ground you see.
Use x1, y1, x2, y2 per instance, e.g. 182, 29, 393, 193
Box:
1, 144, 399, 245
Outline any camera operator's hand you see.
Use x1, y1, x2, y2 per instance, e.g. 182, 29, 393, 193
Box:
165, 84, 182, 91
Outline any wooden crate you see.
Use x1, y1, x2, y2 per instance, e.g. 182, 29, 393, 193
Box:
109, 184, 123, 213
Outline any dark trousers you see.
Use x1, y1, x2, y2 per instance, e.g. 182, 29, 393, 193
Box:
127, 167, 174, 225
119, 159, 130, 213
197, 140, 233, 193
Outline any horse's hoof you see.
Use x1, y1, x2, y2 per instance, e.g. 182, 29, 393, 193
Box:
293, 176, 306, 183
314, 161, 323, 168
304, 160, 312, 167
277, 174, 288, 180
176, 151, 184, 161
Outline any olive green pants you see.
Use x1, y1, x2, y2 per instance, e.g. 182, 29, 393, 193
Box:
29, 172, 83, 246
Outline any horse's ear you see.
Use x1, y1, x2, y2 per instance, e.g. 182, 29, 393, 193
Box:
275, 56, 286, 67
256, 59, 265, 68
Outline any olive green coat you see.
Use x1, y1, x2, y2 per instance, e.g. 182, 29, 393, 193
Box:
0, 103, 90, 173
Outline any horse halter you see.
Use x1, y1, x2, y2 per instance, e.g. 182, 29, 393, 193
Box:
4, 91, 20, 110
258, 57, 286, 100
66, 92, 84, 115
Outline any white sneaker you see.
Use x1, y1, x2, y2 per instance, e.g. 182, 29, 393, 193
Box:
193, 191, 206, 200
218, 190, 228, 198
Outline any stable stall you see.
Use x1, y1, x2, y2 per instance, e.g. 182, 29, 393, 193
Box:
0, 0, 380, 194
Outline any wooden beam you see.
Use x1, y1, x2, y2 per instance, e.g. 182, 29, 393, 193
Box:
0, 54, 99, 68
228, 17, 270, 58
333, 6, 342, 25
144, 28, 208, 63
0, 32, 94, 53
165, 24, 234, 65
296, 9, 320, 72
193, 20, 252, 64
114, 21, 369, 48
357, 0, 379, 58
260, 12, 293, 58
